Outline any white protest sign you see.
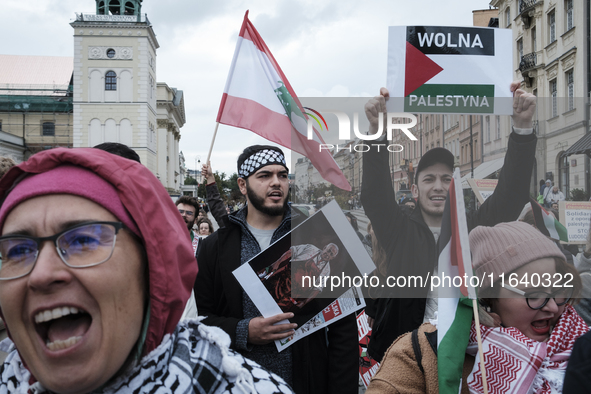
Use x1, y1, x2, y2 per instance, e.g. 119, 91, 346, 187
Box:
387, 26, 513, 114
559, 201, 591, 244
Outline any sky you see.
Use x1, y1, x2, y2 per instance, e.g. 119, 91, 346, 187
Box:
1, 0, 496, 176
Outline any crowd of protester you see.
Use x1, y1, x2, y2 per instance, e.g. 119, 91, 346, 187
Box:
0, 83, 590, 394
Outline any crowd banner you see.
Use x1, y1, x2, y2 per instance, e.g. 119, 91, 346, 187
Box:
233, 201, 375, 351
559, 201, 591, 244
357, 310, 380, 388
386, 26, 512, 115
467, 178, 498, 204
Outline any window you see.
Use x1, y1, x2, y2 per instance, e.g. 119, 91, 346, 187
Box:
566, 0, 573, 31
42, 122, 55, 136
105, 71, 117, 90
109, 0, 121, 15
566, 70, 574, 111
550, 79, 557, 117
549, 11, 556, 43
532, 27, 537, 51
106, 48, 115, 58
559, 155, 569, 195
0, 120, 2, 131
485, 116, 490, 142
506, 7, 511, 27
124, 1, 136, 15
149, 75, 154, 99
495, 115, 501, 139
517, 39, 523, 63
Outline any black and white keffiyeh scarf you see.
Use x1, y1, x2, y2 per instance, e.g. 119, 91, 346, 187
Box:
0, 319, 293, 393
238, 149, 287, 179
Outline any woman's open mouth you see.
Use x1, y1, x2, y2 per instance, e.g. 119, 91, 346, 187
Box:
530, 319, 551, 335
34, 306, 92, 351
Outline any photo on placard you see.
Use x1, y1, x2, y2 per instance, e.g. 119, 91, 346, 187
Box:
238, 202, 371, 327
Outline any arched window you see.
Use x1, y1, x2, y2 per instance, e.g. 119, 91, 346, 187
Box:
98, 1, 106, 14
105, 71, 117, 91
124, 1, 136, 15
558, 154, 569, 197
109, 0, 121, 15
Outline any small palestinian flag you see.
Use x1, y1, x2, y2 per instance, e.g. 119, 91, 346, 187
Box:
530, 197, 568, 242
437, 168, 476, 394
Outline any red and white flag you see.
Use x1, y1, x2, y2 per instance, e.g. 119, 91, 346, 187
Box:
217, 11, 351, 190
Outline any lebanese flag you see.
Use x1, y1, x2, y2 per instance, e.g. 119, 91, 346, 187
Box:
437, 168, 477, 394
217, 11, 351, 190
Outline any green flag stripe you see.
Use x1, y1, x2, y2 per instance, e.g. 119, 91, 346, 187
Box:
438, 298, 473, 393
542, 211, 569, 242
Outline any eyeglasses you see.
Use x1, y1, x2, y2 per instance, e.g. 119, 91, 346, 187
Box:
504, 285, 573, 310
178, 209, 195, 217
0, 221, 123, 280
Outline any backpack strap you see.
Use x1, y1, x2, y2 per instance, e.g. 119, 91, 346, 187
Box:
425, 330, 438, 356
411, 328, 424, 375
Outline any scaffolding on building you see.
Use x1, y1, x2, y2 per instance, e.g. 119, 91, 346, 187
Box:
0, 82, 73, 157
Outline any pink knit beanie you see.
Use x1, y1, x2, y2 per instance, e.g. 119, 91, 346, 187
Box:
470, 221, 565, 291
0, 165, 140, 237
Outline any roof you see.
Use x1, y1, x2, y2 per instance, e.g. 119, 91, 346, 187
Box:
564, 133, 591, 157
461, 157, 505, 188
0, 54, 73, 93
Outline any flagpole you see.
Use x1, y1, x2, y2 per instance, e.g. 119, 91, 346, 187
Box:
472, 299, 489, 394
206, 122, 220, 165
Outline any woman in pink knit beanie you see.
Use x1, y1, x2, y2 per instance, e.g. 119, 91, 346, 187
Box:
367, 221, 588, 394
465, 221, 588, 393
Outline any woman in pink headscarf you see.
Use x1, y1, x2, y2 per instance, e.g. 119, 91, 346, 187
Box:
0, 148, 292, 393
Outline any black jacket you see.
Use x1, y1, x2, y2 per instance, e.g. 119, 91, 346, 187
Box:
563, 330, 591, 394
361, 131, 537, 362
195, 206, 358, 394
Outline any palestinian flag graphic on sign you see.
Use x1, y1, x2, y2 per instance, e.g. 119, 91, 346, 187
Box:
387, 26, 513, 115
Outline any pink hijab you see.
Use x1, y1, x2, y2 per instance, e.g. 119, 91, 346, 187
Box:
0, 147, 196, 356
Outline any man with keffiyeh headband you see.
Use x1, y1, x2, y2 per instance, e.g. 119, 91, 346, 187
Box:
195, 145, 358, 394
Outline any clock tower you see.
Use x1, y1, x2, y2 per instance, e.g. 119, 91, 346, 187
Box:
71, 0, 162, 172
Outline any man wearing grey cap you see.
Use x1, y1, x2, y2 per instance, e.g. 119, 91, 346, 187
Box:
361, 82, 538, 362
195, 145, 357, 393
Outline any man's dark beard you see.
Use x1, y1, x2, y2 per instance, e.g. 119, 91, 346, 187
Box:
247, 185, 287, 217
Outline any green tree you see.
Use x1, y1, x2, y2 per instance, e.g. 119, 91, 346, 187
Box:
197, 171, 242, 202
184, 176, 197, 185
569, 188, 588, 201
226, 173, 242, 201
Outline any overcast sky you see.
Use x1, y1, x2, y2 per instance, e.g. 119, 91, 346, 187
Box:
2, 0, 496, 176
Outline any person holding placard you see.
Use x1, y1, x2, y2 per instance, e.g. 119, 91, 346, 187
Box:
195, 145, 358, 394
361, 82, 537, 362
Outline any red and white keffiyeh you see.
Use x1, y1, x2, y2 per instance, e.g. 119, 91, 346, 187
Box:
466, 305, 588, 393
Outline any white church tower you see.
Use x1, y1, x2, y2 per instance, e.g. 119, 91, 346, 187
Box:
71, 0, 170, 178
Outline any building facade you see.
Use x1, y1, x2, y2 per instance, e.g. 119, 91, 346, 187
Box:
490, 0, 590, 197
0, 0, 186, 195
